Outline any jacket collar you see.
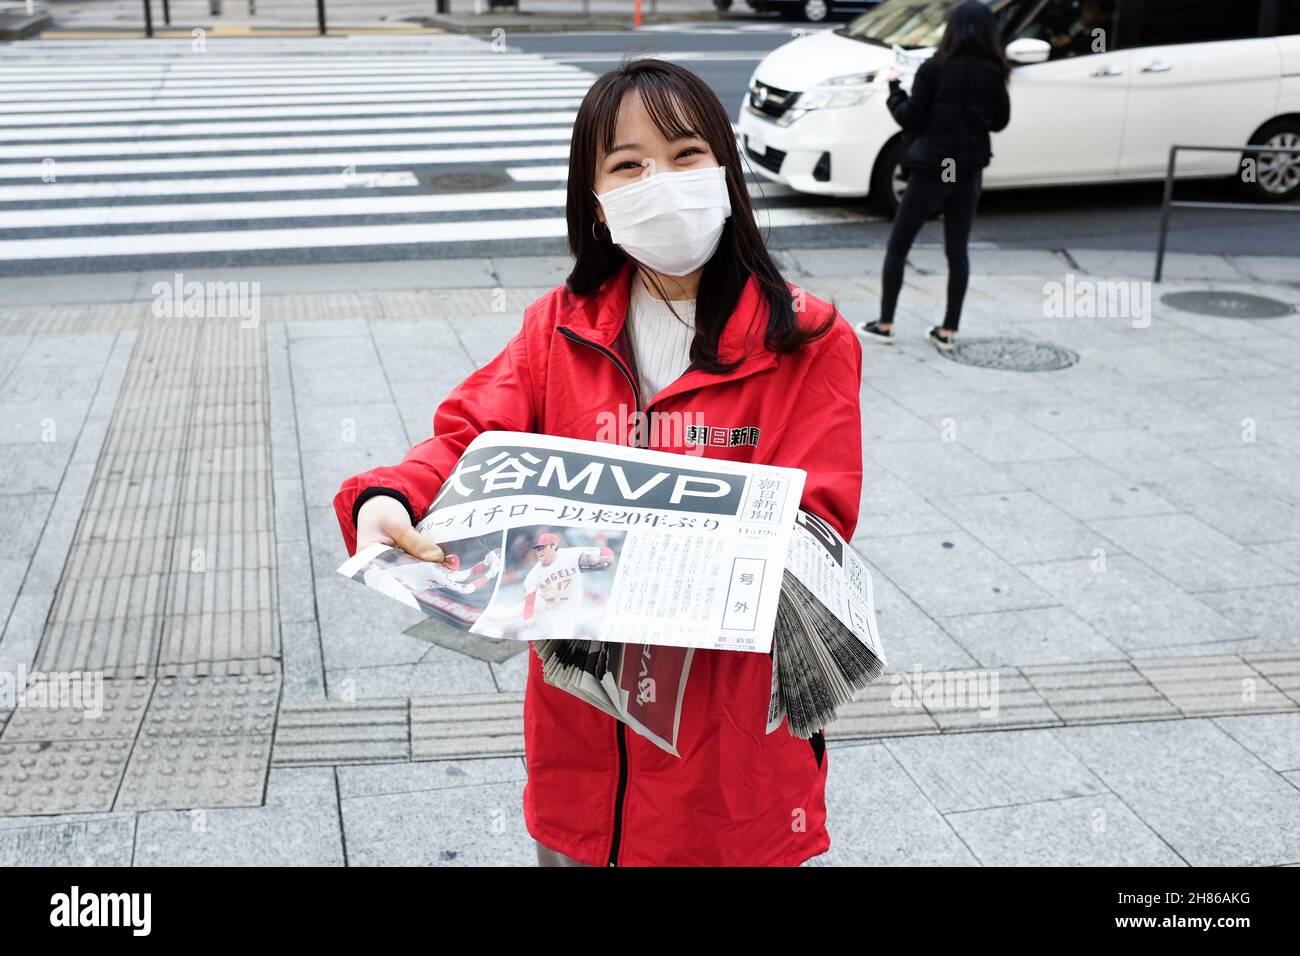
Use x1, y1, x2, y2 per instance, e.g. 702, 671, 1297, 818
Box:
565, 259, 779, 376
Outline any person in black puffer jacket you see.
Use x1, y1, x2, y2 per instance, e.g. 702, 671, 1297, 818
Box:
858, 1, 1011, 352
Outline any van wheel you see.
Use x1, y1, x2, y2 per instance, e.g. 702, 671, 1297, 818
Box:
870, 137, 906, 217
802, 0, 830, 21
1239, 120, 1300, 203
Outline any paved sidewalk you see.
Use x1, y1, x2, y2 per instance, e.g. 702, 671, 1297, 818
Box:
2, 249, 1299, 866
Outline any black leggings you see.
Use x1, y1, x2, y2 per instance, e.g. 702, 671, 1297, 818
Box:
879, 168, 983, 332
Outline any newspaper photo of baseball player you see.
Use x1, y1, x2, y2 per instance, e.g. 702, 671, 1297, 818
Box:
351, 532, 504, 628
475, 528, 623, 642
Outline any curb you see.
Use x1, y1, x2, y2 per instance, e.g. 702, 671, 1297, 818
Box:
0, 12, 53, 40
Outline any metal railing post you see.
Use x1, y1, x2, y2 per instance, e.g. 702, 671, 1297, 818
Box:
1154, 146, 1178, 284
1152, 142, 1300, 284
316, 0, 326, 35
143, 0, 154, 37
162, 0, 171, 25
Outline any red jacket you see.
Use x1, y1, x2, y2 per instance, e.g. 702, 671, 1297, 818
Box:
334, 261, 863, 866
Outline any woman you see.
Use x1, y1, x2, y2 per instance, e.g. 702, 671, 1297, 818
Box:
333, 59, 863, 867
859, 0, 1011, 351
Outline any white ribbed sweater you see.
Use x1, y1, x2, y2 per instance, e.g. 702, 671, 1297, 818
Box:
627, 271, 696, 406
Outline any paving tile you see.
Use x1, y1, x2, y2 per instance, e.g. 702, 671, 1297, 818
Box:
999, 458, 1178, 521
294, 401, 409, 453
1021, 660, 1178, 724
938, 606, 1123, 668
0, 493, 54, 561
884, 727, 1106, 812
140, 674, 279, 738
948, 412, 1078, 463
273, 699, 409, 766
133, 767, 343, 866
281, 620, 325, 703
948, 794, 1186, 866
1246, 653, 1300, 704
932, 490, 1116, 566
1213, 713, 1300, 773
0, 443, 74, 496
1133, 656, 1296, 717
866, 440, 1022, 498
288, 335, 380, 372
819, 744, 978, 866
0, 815, 136, 867
1057, 720, 1300, 866
1145, 473, 1300, 547
336, 757, 526, 800
866, 532, 1056, 618
411, 694, 525, 760
854, 475, 957, 540
0, 678, 152, 743
1019, 556, 1246, 652
341, 778, 531, 866
326, 654, 497, 701
0, 738, 132, 816
117, 734, 271, 811
1088, 514, 1297, 593
1197, 586, 1300, 654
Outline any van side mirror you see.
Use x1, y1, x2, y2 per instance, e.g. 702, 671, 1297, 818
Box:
1006, 37, 1051, 65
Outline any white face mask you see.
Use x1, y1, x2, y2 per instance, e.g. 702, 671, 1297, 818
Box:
594, 166, 732, 277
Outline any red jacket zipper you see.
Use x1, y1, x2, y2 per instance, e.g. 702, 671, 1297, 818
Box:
556, 325, 641, 867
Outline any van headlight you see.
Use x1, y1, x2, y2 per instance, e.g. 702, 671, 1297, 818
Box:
779, 72, 878, 126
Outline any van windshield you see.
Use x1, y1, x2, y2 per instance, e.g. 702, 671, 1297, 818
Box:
839, 0, 999, 50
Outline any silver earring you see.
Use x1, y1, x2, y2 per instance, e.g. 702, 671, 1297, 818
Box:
592, 220, 606, 240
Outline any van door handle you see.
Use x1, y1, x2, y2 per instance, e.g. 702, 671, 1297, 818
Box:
1090, 66, 1123, 77
1141, 61, 1171, 73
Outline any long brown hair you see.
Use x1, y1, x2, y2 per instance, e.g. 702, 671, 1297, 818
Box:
565, 57, 832, 373
935, 1, 1012, 82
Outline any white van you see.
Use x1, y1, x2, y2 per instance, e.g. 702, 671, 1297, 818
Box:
737, 0, 1300, 213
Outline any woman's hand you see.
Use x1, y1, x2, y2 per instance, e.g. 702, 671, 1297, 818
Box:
356, 495, 444, 563
876, 68, 901, 85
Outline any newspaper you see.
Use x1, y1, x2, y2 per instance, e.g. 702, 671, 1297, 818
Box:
338, 431, 885, 755
890, 43, 931, 93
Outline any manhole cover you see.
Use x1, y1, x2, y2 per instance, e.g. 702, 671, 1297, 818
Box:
942, 337, 1079, 372
421, 171, 507, 191
1161, 291, 1295, 319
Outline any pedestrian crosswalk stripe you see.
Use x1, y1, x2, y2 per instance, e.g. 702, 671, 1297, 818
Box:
0, 88, 594, 115
0, 126, 576, 160
0, 97, 590, 126
0, 144, 575, 178
0, 172, 421, 202
0, 112, 582, 143
0, 80, 595, 108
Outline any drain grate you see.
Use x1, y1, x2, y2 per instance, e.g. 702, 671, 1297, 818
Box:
942, 336, 1079, 372
1161, 291, 1296, 319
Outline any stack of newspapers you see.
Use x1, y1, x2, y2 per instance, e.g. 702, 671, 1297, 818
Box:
770, 567, 885, 739
530, 509, 886, 746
